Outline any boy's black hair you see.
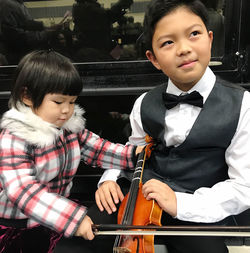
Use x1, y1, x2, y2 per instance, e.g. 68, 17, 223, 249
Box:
143, 0, 209, 52
11, 50, 83, 109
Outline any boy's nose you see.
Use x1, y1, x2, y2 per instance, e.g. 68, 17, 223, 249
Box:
177, 40, 191, 56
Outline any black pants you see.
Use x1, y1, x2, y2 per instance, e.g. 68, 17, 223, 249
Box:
0, 223, 61, 253
54, 196, 118, 253
54, 179, 229, 253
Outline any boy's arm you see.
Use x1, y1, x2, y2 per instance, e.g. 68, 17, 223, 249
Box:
171, 91, 250, 222
142, 179, 177, 217
97, 92, 147, 184
98, 169, 122, 186
97, 91, 250, 222
143, 91, 250, 222
95, 94, 147, 213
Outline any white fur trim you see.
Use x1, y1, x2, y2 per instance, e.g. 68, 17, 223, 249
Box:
0, 104, 86, 147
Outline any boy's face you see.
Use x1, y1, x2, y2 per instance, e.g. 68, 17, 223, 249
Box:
24, 93, 77, 127
146, 6, 213, 91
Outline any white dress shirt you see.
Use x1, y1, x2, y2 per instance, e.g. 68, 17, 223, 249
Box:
99, 67, 250, 223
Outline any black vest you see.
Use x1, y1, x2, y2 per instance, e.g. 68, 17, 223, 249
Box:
141, 80, 245, 193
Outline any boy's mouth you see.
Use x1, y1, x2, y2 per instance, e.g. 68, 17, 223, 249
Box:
179, 60, 197, 68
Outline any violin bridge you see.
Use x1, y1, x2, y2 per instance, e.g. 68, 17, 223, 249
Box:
113, 247, 132, 253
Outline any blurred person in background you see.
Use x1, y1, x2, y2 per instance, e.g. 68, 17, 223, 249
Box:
72, 0, 133, 61
0, 0, 63, 64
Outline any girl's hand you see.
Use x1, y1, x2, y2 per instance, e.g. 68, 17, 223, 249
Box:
75, 215, 95, 240
142, 179, 177, 217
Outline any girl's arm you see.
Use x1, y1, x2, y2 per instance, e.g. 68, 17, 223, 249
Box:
79, 129, 137, 170
0, 132, 86, 238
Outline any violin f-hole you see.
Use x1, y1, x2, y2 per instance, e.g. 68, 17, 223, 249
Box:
133, 236, 140, 253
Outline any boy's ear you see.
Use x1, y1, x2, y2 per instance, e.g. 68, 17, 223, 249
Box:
145, 50, 161, 70
208, 31, 213, 49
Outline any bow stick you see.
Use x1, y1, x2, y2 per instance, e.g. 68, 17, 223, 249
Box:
92, 224, 250, 237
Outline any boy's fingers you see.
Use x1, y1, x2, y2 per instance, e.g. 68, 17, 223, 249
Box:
107, 184, 119, 204
95, 188, 113, 214
95, 191, 104, 212
109, 183, 124, 204
116, 185, 125, 202
95, 181, 124, 214
104, 188, 118, 213
102, 197, 115, 214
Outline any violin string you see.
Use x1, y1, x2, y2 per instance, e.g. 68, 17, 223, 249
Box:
121, 151, 145, 225
113, 150, 146, 252
113, 153, 144, 251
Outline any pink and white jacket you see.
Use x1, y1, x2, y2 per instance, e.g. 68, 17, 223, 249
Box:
0, 104, 135, 237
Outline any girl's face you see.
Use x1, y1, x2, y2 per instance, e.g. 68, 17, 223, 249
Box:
146, 6, 213, 91
25, 93, 77, 127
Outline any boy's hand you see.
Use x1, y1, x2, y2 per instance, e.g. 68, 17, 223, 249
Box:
142, 179, 177, 217
75, 215, 94, 240
95, 181, 124, 214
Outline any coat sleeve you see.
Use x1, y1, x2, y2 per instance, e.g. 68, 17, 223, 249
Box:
79, 129, 136, 170
0, 132, 86, 238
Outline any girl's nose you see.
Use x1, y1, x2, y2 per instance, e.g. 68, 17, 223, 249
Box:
62, 104, 70, 113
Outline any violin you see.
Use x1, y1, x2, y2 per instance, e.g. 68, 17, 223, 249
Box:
92, 136, 250, 243
112, 136, 162, 253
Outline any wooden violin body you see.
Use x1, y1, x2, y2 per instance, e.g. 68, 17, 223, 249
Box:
113, 143, 162, 253
118, 184, 162, 229
114, 185, 162, 253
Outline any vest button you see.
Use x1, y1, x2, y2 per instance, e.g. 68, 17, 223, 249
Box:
170, 153, 179, 159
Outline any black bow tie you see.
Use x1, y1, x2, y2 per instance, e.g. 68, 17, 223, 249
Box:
162, 91, 203, 109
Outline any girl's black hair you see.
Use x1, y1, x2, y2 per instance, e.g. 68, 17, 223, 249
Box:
11, 50, 83, 109
143, 0, 209, 52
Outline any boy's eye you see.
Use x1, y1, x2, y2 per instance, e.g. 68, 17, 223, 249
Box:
190, 31, 200, 37
161, 40, 173, 47
54, 101, 62, 104
70, 101, 76, 104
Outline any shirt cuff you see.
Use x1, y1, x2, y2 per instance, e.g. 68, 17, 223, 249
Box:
175, 192, 222, 223
97, 169, 121, 187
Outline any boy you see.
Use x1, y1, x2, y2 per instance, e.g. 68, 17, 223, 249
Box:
94, 0, 250, 252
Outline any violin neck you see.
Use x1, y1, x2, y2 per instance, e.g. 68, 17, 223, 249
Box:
121, 150, 146, 225
131, 149, 145, 185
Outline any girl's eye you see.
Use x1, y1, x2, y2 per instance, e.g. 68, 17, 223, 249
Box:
54, 101, 62, 104
70, 101, 76, 104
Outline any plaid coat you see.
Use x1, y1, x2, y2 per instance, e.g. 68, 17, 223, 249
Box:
0, 104, 135, 237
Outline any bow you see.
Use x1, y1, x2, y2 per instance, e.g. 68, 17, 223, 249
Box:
162, 91, 203, 109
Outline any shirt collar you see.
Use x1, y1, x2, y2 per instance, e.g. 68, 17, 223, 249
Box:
167, 67, 216, 103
